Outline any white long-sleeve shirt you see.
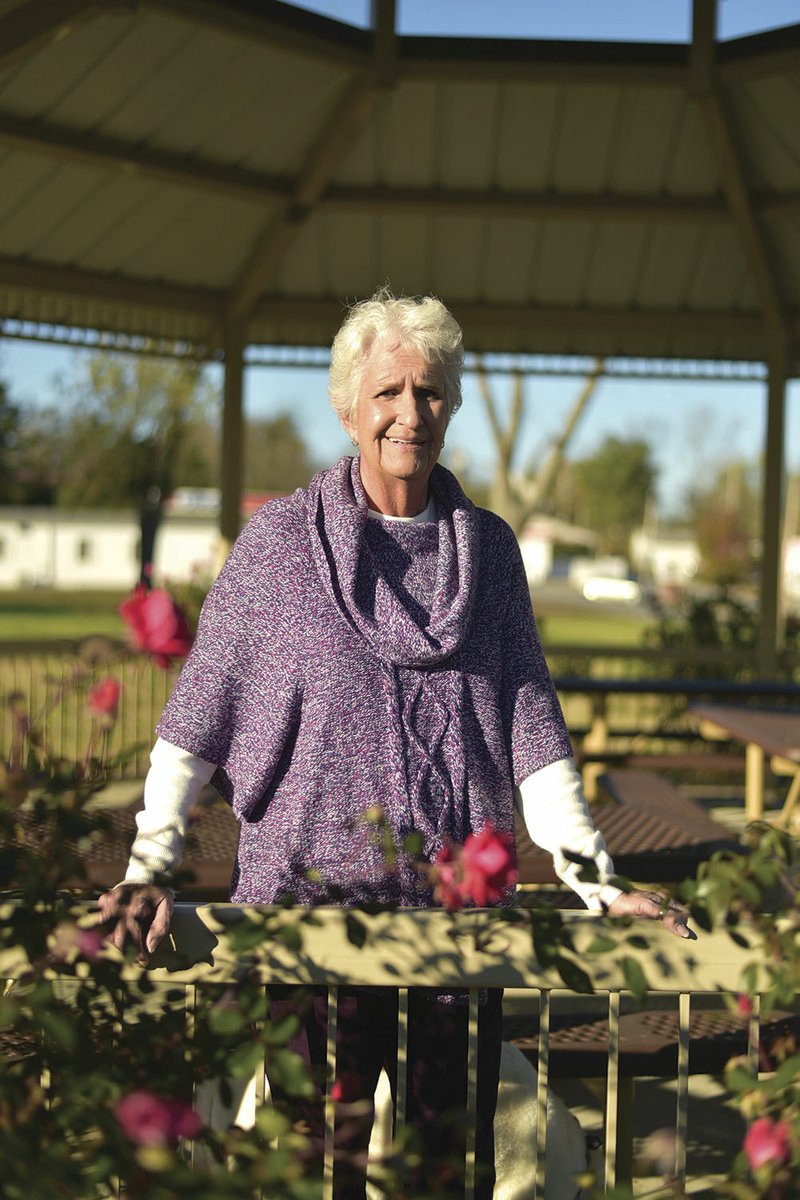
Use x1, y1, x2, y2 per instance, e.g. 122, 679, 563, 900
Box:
123, 739, 622, 911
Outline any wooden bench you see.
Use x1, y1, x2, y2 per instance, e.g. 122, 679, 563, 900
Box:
503, 1005, 800, 1183
516, 767, 741, 887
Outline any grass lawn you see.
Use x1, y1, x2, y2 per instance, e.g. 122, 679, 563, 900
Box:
0, 588, 658, 648
0, 590, 131, 642
539, 610, 657, 648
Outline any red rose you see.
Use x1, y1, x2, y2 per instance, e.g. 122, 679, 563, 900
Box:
431, 843, 466, 911
330, 1072, 363, 1103
119, 585, 193, 668
165, 1099, 204, 1139
87, 677, 121, 724
460, 823, 517, 906
114, 1090, 202, 1145
743, 1116, 792, 1171
736, 993, 754, 1019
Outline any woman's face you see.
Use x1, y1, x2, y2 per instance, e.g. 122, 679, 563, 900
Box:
342, 334, 449, 513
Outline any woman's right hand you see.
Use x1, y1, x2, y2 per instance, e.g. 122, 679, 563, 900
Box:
97, 883, 174, 966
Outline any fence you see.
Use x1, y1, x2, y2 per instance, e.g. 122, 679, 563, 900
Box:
6, 642, 800, 780
0, 903, 770, 1199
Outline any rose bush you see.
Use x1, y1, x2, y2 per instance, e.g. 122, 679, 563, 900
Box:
119, 583, 194, 667
4, 597, 800, 1198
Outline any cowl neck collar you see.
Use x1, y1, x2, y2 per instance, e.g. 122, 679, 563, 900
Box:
306, 455, 480, 667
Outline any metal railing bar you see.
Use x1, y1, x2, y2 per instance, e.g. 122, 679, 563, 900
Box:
676, 992, 690, 1183
748, 994, 762, 1077
534, 989, 549, 1200
323, 985, 338, 1200
395, 986, 408, 1137
185, 983, 197, 1170
464, 989, 479, 1200
604, 991, 621, 1190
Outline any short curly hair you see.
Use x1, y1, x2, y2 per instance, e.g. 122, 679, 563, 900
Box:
328, 286, 464, 423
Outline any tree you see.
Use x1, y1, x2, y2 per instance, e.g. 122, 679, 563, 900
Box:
0, 375, 21, 503
476, 360, 604, 535
686, 459, 758, 585
572, 435, 658, 556
51, 353, 219, 509
243, 413, 319, 492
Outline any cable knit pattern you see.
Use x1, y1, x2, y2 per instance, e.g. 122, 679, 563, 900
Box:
157, 455, 573, 906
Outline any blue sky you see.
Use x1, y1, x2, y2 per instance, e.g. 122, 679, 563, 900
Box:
2, 0, 799, 516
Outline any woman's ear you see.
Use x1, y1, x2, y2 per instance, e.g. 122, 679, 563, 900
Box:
340, 408, 357, 445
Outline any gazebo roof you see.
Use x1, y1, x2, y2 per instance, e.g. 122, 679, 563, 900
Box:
0, 0, 798, 367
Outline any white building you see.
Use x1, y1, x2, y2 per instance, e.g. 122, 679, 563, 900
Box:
0, 507, 220, 591
629, 528, 700, 587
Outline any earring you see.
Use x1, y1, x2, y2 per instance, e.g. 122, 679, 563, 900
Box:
351, 437, 358, 447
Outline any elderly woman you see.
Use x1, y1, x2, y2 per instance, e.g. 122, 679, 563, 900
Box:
100, 289, 690, 1198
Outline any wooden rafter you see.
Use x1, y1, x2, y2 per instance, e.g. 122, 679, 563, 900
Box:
0, 0, 117, 72
3, 109, 799, 226
225, 0, 397, 322
143, 0, 367, 71
0, 255, 221, 317
690, 0, 789, 354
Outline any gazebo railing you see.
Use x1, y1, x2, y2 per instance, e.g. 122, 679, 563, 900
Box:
54, 904, 771, 1199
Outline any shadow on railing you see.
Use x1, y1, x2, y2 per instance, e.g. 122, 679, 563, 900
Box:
4, 902, 775, 1199
3, 896, 796, 1197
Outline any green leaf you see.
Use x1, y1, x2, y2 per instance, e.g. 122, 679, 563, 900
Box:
209, 1006, 246, 1036
725, 1066, 757, 1094
228, 1040, 267, 1079
765, 1052, 800, 1091
555, 955, 593, 994
255, 1106, 292, 1140
585, 934, 617, 954
620, 955, 649, 1002
263, 1013, 301, 1046
267, 1048, 315, 1099
40, 1009, 77, 1051
345, 913, 367, 949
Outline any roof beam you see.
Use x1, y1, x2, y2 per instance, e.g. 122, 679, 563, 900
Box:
226, 77, 383, 322
323, 186, 731, 224
399, 40, 687, 87
690, 0, 789, 358
5, 106, 800, 225
143, 0, 368, 71
225, 2, 397, 323
253, 294, 770, 343
3, 109, 800, 227
0, 255, 221, 316
0, 112, 289, 205
0, 0, 119, 72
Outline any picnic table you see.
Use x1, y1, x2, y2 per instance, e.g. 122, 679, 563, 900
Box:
689, 703, 800, 823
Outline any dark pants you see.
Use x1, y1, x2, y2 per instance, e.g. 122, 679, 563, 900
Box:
266, 987, 503, 1199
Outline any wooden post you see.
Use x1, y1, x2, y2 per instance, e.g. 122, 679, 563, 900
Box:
757, 352, 787, 679
218, 320, 245, 569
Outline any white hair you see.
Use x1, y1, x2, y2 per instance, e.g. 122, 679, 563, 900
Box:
328, 286, 464, 422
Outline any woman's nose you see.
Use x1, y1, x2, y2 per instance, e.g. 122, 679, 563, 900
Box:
396, 384, 422, 423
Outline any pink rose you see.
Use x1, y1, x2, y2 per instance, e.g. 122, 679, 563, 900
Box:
87, 677, 122, 724
460, 823, 517, 906
114, 1090, 202, 1145
165, 1099, 204, 1139
75, 927, 105, 961
736, 994, 754, 1019
119, 585, 193, 668
330, 1072, 363, 1103
743, 1116, 792, 1171
432, 843, 466, 911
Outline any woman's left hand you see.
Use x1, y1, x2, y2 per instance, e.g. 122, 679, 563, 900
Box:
607, 889, 695, 939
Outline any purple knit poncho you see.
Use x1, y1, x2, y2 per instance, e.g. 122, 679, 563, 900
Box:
157, 455, 573, 906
